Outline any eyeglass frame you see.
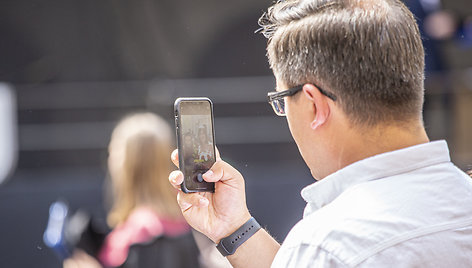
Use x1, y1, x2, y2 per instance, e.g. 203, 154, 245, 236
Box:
267, 83, 337, 116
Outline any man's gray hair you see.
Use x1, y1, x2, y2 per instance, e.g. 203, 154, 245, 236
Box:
259, 0, 425, 126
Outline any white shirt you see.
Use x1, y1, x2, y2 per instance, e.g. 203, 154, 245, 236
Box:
272, 140, 472, 267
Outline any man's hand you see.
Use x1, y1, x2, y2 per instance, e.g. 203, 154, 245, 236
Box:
169, 149, 251, 243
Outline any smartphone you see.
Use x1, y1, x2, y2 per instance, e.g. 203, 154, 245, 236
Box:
174, 97, 216, 193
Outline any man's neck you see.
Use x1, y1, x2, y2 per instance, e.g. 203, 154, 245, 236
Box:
318, 119, 430, 179
353, 121, 428, 160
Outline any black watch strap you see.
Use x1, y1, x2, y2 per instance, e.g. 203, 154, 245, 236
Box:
216, 217, 261, 256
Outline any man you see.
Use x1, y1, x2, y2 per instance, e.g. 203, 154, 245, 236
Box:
169, 0, 472, 267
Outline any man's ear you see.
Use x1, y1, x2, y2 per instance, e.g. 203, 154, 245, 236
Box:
302, 84, 331, 130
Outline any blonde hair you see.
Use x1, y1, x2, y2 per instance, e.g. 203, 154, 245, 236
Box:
107, 112, 181, 227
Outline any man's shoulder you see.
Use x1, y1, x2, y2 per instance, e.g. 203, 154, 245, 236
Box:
281, 202, 362, 250
279, 162, 472, 265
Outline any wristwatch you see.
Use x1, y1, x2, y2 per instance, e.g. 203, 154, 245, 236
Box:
216, 217, 261, 256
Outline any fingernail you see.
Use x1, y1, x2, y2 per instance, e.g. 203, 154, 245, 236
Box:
204, 170, 213, 178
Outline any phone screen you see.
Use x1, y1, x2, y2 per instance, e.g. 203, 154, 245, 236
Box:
177, 99, 215, 192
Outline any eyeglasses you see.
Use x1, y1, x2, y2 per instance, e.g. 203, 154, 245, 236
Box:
267, 84, 337, 116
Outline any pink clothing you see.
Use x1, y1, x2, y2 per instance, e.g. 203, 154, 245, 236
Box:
98, 207, 190, 267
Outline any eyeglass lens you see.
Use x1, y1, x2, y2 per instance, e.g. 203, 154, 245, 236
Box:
271, 98, 285, 116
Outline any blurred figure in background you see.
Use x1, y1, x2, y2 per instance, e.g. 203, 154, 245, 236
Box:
403, 0, 454, 72
402, 0, 472, 141
100, 112, 199, 267
65, 112, 200, 268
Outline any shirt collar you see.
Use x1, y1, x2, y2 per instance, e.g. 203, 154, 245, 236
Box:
301, 140, 451, 216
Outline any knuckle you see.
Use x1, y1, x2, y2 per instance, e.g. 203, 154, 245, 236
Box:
176, 192, 184, 203
169, 170, 178, 178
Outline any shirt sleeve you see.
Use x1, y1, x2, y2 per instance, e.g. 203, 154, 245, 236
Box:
271, 244, 347, 268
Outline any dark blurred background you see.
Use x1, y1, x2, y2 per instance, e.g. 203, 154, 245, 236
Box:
0, 0, 471, 267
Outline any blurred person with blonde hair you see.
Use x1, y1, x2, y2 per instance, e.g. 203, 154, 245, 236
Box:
65, 112, 200, 268
106, 112, 181, 228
